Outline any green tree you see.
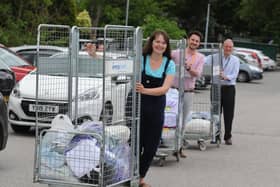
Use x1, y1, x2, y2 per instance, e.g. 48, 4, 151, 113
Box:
210, 0, 243, 40
0, 0, 77, 46
2, 0, 279, 47
77, 10, 92, 27
128, 0, 161, 26
48, 0, 77, 25
142, 15, 186, 39
76, 0, 107, 27
238, 0, 280, 43
102, 4, 123, 26
169, 0, 208, 32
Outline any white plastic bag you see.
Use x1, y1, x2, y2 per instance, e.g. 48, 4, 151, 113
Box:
50, 114, 74, 131
41, 114, 75, 168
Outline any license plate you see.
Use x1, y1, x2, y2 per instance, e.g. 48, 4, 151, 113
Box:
29, 104, 59, 113
3, 96, 9, 103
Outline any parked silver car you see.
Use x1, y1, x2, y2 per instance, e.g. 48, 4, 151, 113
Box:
199, 48, 263, 83
10, 45, 68, 66
237, 56, 263, 82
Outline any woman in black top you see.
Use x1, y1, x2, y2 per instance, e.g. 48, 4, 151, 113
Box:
136, 30, 176, 187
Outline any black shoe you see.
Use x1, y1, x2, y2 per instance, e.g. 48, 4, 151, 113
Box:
210, 140, 217, 144
225, 139, 232, 145
211, 136, 220, 144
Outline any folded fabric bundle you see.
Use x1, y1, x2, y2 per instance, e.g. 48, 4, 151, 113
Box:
65, 133, 116, 178
65, 137, 101, 178
77, 121, 103, 134
161, 128, 176, 147
164, 112, 177, 128
105, 125, 130, 144
165, 88, 179, 114
185, 118, 211, 135
78, 121, 131, 151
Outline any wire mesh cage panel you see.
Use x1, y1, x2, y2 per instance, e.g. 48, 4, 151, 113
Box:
34, 24, 71, 126
183, 45, 222, 151
34, 24, 142, 187
157, 40, 185, 154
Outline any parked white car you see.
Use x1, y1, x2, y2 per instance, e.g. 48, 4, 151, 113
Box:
233, 51, 259, 68
8, 53, 132, 133
235, 47, 276, 70
262, 55, 277, 70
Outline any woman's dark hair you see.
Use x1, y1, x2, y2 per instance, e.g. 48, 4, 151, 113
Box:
143, 30, 171, 59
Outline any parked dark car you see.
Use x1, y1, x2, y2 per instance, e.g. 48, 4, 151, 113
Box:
0, 50, 16, 101
195, 76, 207, 89
0, 66, 15, 148
0, 92, 8, 151
0, 68, 16, 102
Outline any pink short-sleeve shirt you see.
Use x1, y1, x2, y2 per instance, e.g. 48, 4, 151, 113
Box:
172, 49, 205, 90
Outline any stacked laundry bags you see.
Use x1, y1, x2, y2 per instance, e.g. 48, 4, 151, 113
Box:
39, 114, 132, 185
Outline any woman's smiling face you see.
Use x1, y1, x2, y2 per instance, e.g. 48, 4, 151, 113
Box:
152, 34, 167, 55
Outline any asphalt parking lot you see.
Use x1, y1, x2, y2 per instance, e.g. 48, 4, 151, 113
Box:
0, 69, 280, 187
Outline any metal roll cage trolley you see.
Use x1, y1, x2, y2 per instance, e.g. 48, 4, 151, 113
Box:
33, 24, 142, 187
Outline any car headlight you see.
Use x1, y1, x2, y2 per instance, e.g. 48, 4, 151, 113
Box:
11, 84, 21, 98
75, 88, 100, 102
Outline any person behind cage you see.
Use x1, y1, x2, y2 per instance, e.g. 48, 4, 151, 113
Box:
84, 42, 98, 58
96, 42, 104, 52
206, 39, 240, 145
136, 30, 175, 187
171, 30, 205, 157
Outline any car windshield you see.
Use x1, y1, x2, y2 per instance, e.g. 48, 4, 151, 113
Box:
0, 48, 30, 67
236, 55, 247, 64
36, 55, 103, 78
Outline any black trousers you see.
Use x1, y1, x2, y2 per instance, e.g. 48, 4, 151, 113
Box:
139, 95, 165, 178
221, 85, 236, 140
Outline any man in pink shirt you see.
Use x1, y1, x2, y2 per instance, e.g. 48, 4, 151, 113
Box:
172, 31, 205, 157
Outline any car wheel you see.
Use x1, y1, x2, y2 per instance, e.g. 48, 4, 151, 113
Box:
237, 71, 249, 82
99, 101, 113, 125
10, 124, 31, 133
